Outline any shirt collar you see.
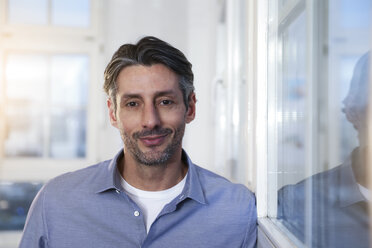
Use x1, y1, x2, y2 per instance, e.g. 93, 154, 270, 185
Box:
181, 150, 206, 205
94, 149, 124, 194
94, 149, 207, 205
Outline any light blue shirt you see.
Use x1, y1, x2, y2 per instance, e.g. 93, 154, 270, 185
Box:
278, 148, 369, 247
20, 149, 257, 248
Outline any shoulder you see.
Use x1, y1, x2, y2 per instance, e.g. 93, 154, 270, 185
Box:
41, 159, 112, 197
193, 164, 256, 207
191, 164, 257, 241
277, 164, 344, 222
278, 164, 343, 199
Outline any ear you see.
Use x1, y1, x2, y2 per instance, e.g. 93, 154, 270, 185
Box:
107, 98, 118, 128
185, 92, 196, 124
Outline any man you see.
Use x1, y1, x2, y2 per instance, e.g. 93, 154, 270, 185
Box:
277, 53, 370, 248
19, 36, 257, 248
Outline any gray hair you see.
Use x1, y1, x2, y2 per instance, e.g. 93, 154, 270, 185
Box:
103, 36, 194, 112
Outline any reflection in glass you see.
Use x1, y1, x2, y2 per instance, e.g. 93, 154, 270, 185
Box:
270, 9, 308, 244
278, 52, 370, 248
278, 10, 307, 190
51, 0, 91, 27
339, 56, 359, 161
340, 0, 371, 28
274, 0, 371, 246
7, 0, 48, 25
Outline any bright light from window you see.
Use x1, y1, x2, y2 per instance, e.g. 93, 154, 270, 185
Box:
51, 0, 91, 27
7, 0, 48, 25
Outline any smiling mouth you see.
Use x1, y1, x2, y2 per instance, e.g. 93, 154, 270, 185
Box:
139, 134, 168, 146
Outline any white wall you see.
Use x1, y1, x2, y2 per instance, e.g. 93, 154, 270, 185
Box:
98, 0, 219, 172
184, 0, 219, 169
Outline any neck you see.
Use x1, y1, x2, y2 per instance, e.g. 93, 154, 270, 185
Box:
352, 146, 367, 187
119, 149, 188, 191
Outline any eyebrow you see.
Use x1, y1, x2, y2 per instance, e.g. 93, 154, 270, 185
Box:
120, 90, 178, 103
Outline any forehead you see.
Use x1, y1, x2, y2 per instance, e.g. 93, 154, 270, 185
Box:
116, 64, 180, 95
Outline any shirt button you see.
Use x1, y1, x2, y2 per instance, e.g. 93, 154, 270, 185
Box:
115, 189, 120, 194
134, 211, 140, 217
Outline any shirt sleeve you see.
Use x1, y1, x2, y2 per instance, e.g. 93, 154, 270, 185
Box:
19, 187, 49, 248
241, 193, 257, 248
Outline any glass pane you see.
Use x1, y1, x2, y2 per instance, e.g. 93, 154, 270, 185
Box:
302, 53, 371, 248
4, 54, 48, 157
4, 104, 44, 157
50, 54, 88, 158
0, 182, 43, 230
278, 11, 307, 188
340, 0, 371, 28
51, 0, 91, 27
279, 0, 290, 10
273, 10, 307, 243
339, 56, 360, 161
5, 54, 48, 102
50, 54, 89, 106
49, 108, 86, 158
7, 0, 48, 25
273, 0, 372, 247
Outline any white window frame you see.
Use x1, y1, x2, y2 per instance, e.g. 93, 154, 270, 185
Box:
0, 1, 104, 246
247, 0, 318, 247
0, 0, 100, 37
0, 0, 103, 181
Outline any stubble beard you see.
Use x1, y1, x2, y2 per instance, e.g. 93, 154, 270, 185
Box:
121, 124, 185, 166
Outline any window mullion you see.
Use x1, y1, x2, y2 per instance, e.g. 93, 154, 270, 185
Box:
43, 54, 52, 158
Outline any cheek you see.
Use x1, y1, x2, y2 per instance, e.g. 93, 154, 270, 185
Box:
116, 114, 137, 133
159, 109, 187, 125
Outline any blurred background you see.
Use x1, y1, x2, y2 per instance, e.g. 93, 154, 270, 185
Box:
0, 0, 248, 246
0, 0, 371, 247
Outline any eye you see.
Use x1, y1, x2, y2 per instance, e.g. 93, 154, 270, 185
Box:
126, 101, 139, 107
160, 99, 173, 105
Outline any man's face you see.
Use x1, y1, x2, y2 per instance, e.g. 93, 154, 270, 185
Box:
108, 64, 196, 166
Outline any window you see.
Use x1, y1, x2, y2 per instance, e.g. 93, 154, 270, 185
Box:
0, 0, 101, 245
7, 0, 91, 27
262, 0, 372, 247
1, 0, 97, 162
4, 53, 89, 158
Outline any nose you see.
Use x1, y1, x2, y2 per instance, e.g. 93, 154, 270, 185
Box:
142, 104, 161, 129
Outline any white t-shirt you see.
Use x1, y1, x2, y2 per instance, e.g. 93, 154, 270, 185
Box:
121, 174, 187, 233
358, 183, 371, 201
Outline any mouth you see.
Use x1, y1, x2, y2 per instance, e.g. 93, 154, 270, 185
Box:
139, 134, 168, 147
